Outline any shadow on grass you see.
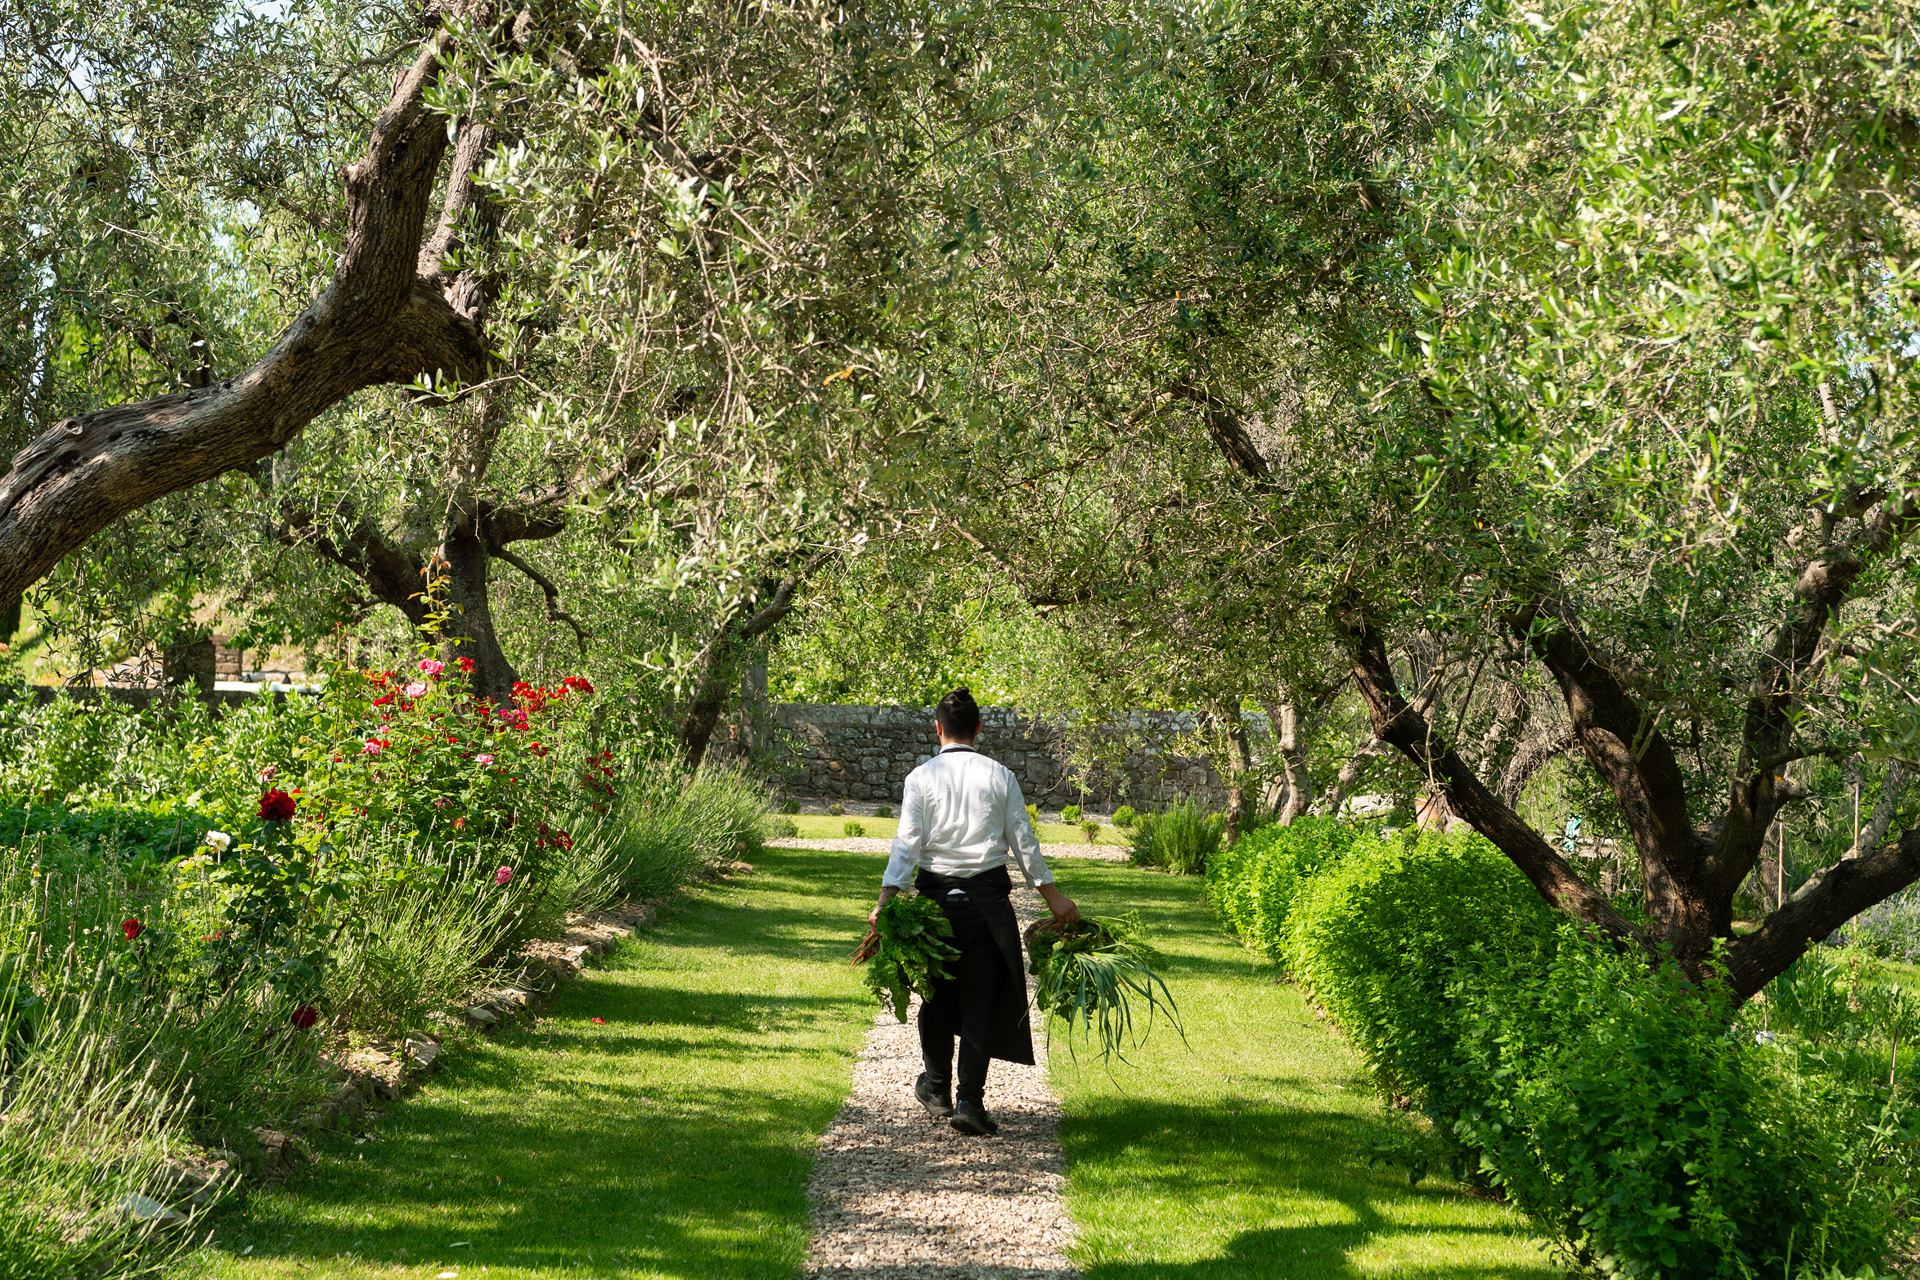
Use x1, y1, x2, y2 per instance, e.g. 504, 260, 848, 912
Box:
223, 1080, 831, 1273
201, 842, 884, 1279
1061, 1098, 1557, 1280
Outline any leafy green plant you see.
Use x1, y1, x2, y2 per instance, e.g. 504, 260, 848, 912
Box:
778, 798, 801, 815
1061, 804, 1082, 824
1025, 913, 1182, 1060
853, 894, 959, 1022
1081, 819, 1101, 843
827, 802, 846, 816
1025, 803, 1039, 825
1126, 800, 1224, 875
843, 819, 866, 837
1443, 932, 1912, 1277
0, 800, 212, 871
768, 816, 799, 838
1112, 805, 1137, 829
1219, 823, 1919, 1275
874, 803, 893, 819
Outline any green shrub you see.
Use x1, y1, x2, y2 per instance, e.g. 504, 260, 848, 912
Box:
1284, 828, 1556, 1095
1112, 805, 1137, 829
844, 820, 867, 837
827, 802, 846, 816
768, 816, 799, 838
1233, 824, 1916, 1276
1061, 804, 1083, 824
1081, 819, 1101, 843
1443, 932, 1910, 1277
1025, 803, 1039, 826
1206, 817, 1364, 961
778, 798, 801, 815
874, 803, 894, 819
1125, 799, 1223, 875
0, 799, 216, 871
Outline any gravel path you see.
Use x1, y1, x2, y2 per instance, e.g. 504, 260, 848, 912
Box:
803, 869, 1081, 1279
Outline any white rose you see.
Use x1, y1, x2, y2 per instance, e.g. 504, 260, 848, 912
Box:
205, 830, 232, 853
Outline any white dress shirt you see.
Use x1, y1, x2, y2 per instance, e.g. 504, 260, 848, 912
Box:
882, 744, 1054, 889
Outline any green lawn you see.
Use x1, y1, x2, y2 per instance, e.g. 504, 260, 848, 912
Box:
781, 812, 1117, 846
1043, 859, 1554, 1280
192, 844, 880, 1280
188, 842, 1547, 1280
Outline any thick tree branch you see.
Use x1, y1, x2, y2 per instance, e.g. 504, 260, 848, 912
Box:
1339, 604, 1639, 944
1724, 822, 1920, 999
678, 551, 834, 769
1507, 598, 1704, 905
1727, 491, 1920, 880
281, 503, 427, 623
1169, 381, 1271, 482
0, 31, 490, 606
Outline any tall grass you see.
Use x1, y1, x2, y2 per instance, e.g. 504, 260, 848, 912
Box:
323, 879, 521, 1037
0, 991, 199, 1280
1125, 799, 1225, 875
608, 763, 771, 898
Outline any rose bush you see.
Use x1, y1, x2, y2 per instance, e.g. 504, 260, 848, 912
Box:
289, 653, 612, 892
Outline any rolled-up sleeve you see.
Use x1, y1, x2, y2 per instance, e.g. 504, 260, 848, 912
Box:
882, 770, 927, 888
1002, 774, 1052, 887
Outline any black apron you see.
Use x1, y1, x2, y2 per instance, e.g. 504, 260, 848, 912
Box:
914, 863, 1035, 1066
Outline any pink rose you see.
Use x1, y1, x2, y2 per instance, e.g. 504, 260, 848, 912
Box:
418, 659, 445, 677
474, 753, 495, 765
494, 865, 514, 886
405, 682, 428, 698
362, 740, 385, 755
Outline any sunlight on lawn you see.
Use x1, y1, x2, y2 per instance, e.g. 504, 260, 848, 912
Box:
192, 846, 879, 1280
1045, 860, 1555, 1280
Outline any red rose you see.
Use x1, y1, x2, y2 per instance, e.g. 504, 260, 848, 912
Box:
290, 1005, 319, 1029
258, 789, 298, 822
457, 656, 476, 673
564, 676, 595, 695
122, 918, 144, 941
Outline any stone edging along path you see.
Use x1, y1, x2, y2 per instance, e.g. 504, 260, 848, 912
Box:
793, 841, 1129, 1280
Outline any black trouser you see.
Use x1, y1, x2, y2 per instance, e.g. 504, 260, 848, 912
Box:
918, 883, 1006, 1106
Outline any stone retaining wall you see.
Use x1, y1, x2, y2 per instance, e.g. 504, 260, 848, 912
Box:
767, 703, 1244, 811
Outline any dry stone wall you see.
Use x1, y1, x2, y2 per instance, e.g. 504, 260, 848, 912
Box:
768, 703, 1243, 811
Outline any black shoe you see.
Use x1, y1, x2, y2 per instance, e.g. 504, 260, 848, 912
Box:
950, 1100, 998, 1135
915, 1073, 954, 1118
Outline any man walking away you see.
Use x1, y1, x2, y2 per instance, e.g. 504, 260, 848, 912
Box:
870, 687, 1080, 1135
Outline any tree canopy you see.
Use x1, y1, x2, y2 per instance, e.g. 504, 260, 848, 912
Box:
6, 0, 1920, 996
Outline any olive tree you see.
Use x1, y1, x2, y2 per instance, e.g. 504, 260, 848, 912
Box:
922, 0, 1920, 1000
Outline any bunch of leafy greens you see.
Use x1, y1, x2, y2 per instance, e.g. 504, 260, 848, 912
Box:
855, 894, 960, 1023
1026, 913, 1183, 1061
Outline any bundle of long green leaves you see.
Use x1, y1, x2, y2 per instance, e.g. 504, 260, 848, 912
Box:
1025, 912, 1182, 1060
852, 894, 959, 1022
